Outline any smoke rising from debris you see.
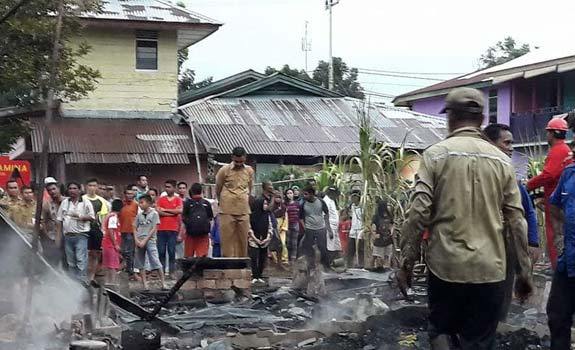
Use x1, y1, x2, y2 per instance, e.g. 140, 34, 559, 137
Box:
0, 227, 88, 348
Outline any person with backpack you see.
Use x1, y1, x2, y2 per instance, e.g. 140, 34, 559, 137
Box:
182, 183, 214, 258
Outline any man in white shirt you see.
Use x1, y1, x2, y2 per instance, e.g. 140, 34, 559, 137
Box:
347, 191, 364, 268
57, 182, 95, 282
323, 188, 341, 265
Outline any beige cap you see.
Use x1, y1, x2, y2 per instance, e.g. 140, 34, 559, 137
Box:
440, 87, 485, 114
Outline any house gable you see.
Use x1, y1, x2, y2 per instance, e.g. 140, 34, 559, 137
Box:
219, 73, 343, 98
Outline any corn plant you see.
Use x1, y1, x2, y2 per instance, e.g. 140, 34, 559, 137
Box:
339, 104, 418, 267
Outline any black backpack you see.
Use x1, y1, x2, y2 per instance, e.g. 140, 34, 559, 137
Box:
183, 199, 211, 236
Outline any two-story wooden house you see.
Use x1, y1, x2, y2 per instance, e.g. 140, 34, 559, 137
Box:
11, 0, 220, 189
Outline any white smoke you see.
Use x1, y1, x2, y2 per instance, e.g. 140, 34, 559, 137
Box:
0, 226, 89, 348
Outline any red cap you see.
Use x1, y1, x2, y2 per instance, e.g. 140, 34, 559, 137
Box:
546, 118, 568, 131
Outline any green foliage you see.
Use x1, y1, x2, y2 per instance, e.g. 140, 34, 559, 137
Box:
0, 117, 30, 153
268, 165, 305, 182
265, 64, 313, 82
480, 36, 531, 68
265, 57, 364, 99
0, 0, 102, 151
314, 159, 347, 193
313, 57, 364, 99
178, 48, 213, 93
338, 105, 417, 266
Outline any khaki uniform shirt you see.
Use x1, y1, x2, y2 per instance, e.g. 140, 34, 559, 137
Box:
216, 163, 254, 216
401, 127, 530, 283
0, 196, 23, 223
12, 200, 36, 233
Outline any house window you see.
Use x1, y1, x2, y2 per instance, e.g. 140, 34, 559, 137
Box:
136, 39, 158, 70
135, 31, 159, 70
488, 89, 497, 124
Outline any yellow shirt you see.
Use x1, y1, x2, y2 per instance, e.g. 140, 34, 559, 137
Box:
216, 163, 254, 216
401, 127, 530, 283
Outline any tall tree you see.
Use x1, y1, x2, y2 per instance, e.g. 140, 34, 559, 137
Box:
312, 57, 364, 99
175, 2, 212, 94
480, 36, 531, 68
0, 0, 102, 152
177, 48, 213, 93
264, 64, 313, 82
266, 58, 365, 99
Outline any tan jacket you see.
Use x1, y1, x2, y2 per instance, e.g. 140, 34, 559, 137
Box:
401, 127, 530, 283
215, 163, 254, 216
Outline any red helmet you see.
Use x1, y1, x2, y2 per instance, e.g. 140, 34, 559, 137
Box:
546, 118, 569, 131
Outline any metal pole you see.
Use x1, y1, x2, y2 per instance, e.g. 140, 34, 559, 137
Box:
304, 21, 309, 72
328, 2, 334, 90
188, 121, 203, 183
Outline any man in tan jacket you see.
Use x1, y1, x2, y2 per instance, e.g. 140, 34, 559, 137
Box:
216, 147, 254, 257
398, 88, 533, 350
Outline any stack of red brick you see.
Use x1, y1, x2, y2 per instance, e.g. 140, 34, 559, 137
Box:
180, 268, 252, 300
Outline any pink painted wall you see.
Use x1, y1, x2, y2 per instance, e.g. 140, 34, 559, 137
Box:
410, 96, 446, 117
409, 84, 512, 125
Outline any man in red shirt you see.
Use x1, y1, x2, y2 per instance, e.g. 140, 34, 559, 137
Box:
527, 117, 571, 269
156, 179, 183, 279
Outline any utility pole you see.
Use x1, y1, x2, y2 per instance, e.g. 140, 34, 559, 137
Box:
325, 0, 339, 90
301, 21, 312, 72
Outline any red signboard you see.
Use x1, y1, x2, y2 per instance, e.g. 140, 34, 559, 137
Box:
0, 156, 31, 189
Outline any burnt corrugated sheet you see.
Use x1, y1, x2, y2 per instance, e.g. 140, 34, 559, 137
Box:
30, 118, 199, 164
181, 97, 446, 156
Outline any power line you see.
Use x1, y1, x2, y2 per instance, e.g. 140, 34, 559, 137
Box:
357, 70, 445, 81
359, 81, 426, 87
358, 68, 464, 76
363, 90, 396, 98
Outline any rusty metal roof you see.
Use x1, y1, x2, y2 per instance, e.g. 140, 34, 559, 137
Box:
29, 118, 201, 164
180, 96, 446, 156
64, 153, 189, 164
82, 0, 220, 24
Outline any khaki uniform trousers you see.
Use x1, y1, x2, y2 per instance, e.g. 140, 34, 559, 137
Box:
219, 214, 250, 257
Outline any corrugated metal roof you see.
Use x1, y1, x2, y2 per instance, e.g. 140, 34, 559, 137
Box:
82, 0, 220, 24
65, 153, 189, 164
394, 48, 575, 105
181, 96, 446, 156
29, 118, 200, 164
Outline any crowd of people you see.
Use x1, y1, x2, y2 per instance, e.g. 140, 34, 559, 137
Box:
0, 146, 396, 291
4, 87, 575, 348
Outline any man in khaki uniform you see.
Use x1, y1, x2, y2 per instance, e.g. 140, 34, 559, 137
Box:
397, 88, 533, 350
216, 147, 254, 257
0, 179, 22, 220
12, 185, 36, 235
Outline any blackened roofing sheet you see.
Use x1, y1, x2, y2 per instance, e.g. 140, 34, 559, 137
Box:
180, 96, 447, 156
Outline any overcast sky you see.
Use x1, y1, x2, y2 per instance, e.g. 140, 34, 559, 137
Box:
183, 0, 575, 99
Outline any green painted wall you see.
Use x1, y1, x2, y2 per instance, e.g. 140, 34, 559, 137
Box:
66, 28, 178, 112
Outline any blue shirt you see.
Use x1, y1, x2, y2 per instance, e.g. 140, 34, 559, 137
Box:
549, 164, 575, 277
519, 183, 539, 247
